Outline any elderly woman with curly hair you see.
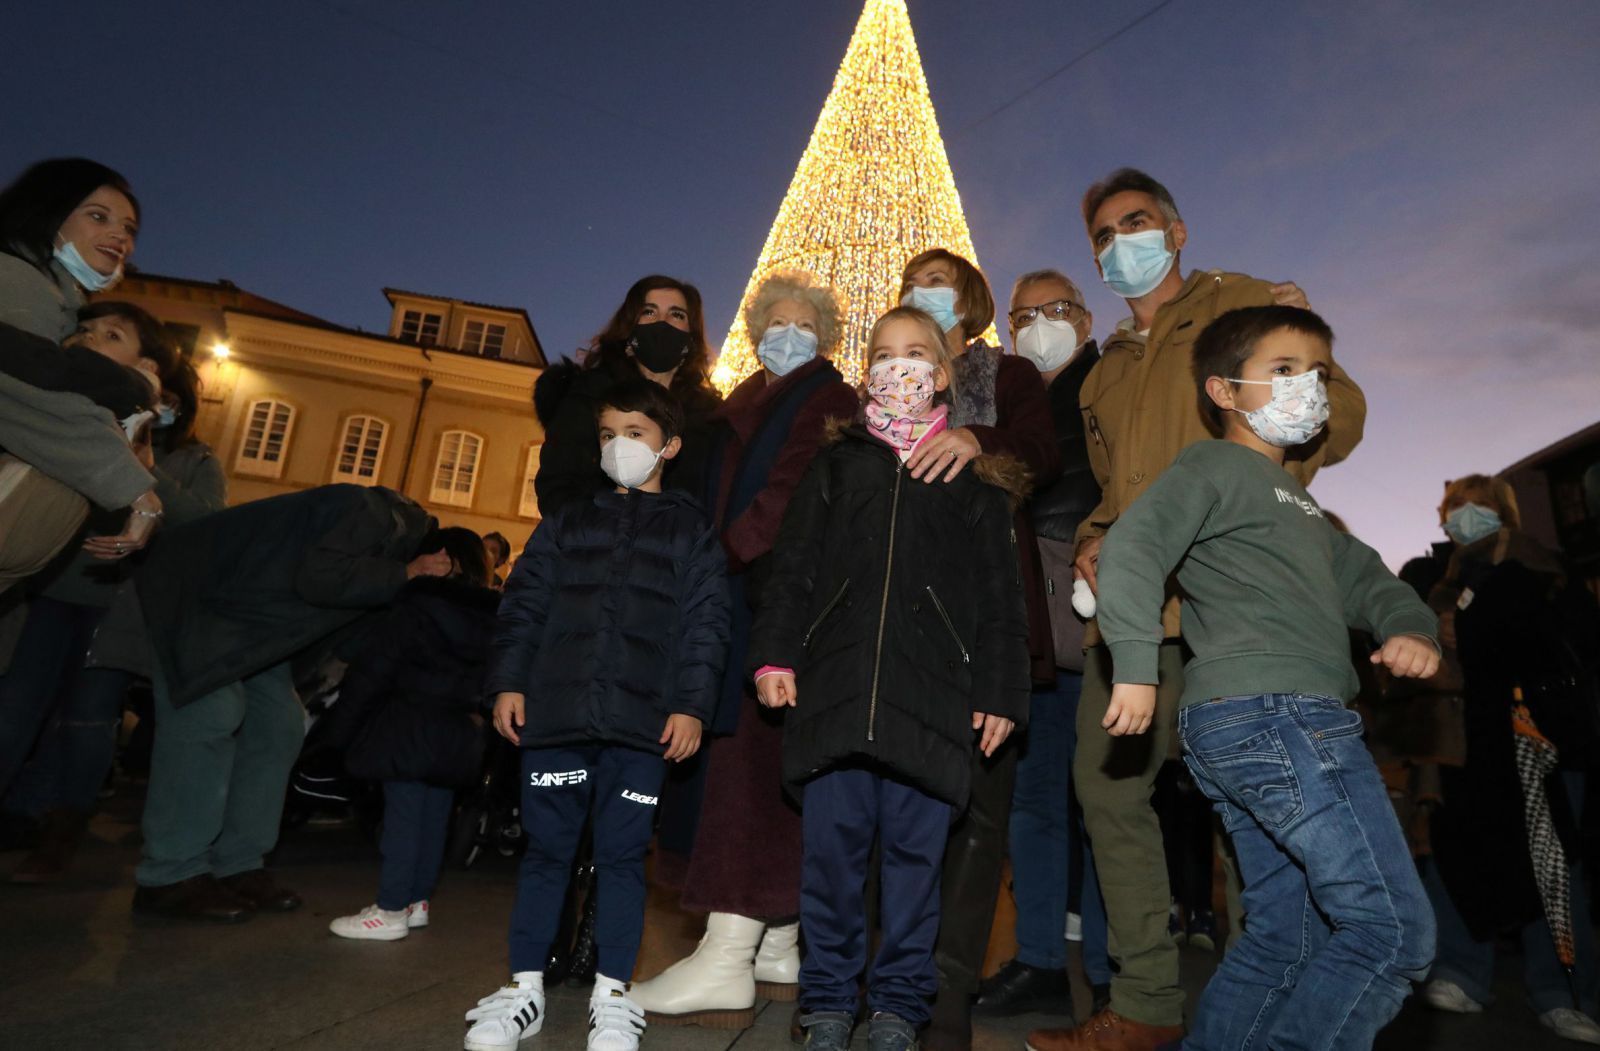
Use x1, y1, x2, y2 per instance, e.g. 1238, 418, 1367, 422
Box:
632, 271, 860, 1027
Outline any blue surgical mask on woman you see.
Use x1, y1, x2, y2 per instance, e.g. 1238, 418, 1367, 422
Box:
901, 286, 961, 333
155, 403, 178, 428
757, 323, 818, 377
53, 239, 122, 292
1097, 229, 1175, 299
1444, 502, 1502, 546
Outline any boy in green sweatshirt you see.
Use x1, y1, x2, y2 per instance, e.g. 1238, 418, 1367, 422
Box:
1094, 306, 1440, 1050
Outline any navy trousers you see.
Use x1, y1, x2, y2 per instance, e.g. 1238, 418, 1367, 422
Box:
801, 766, 952, 1026
510, 744, 665, 980
376, 779, 453, 911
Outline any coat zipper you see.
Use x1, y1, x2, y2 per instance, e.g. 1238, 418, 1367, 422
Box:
867, 465, 905, 743
804, 578, 851, 648
925, 586, 970, 664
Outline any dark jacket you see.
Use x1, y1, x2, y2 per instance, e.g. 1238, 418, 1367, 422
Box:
320, 577, 501, 787
488, 488, 730, 754
130, 484, 434, 706
532, 359, 723, 519
1028, 342, 1101, 544
749, 423, 1032, 808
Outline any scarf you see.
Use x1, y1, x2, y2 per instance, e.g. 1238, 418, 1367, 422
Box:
864, 402, 948, 460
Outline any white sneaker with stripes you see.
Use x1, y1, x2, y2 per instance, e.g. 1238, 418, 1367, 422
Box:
465, 974, 544, 1050
588, 975, 645, 1051
407, 900, 430, 928
329, 904, 409, 941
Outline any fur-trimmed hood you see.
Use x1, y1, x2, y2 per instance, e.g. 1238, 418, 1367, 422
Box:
818, 414, 1033, 508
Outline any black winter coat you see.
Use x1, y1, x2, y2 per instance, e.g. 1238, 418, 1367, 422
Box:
318, 577, 501, 787
532, 360, 723, 519
487, 488, 730, 754
749, 424, 1032, 808
1029, 342, 1102, 544
130, 485, 434, 706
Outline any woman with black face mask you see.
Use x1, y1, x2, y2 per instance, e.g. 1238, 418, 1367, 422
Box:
531, 275, 723, 519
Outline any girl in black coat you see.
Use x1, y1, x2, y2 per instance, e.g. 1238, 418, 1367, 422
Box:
749, 307, 1030, 1047
325, 529, 498, 942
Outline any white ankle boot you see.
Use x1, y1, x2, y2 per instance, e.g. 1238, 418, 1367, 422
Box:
753, 922, 800, 1001
629, 911, 762, 1028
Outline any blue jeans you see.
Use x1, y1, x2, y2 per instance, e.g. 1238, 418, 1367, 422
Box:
1424, 771, 1598, 1016
376, 780, 454, 911
801, 767, 951, 1026
1179, 694, 1435, 1051
0, 597, 127, 810
1010, 670, 1109, 982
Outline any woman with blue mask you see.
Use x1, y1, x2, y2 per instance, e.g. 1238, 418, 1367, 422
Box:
1413, 473, 1600, 1045
630, 270, 859, 1026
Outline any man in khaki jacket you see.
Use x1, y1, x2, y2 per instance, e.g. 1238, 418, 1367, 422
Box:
1026, 169, 1366, 1051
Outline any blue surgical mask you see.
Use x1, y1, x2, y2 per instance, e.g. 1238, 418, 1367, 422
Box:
1097, 229, 1176, 299
53, 239, 122, 292
902, 286, 962, 333
756, 323, 818, 377
1445, 502, 1502, 546
155, 403, 178, 428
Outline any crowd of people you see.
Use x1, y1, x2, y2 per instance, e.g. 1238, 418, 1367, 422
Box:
1, 155, 1597, 1051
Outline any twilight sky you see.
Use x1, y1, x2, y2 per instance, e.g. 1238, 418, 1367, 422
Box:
5, 0, 1597, 567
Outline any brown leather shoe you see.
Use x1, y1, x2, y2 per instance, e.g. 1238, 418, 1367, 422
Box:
219, 869, 303, 912
1026, 1010, 1185, 1051
132, 875, 252, 923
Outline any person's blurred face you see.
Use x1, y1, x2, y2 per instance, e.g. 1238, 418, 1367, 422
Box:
56, 186, 138, 275
637, 288, 690, 333
65, 314, 144, 368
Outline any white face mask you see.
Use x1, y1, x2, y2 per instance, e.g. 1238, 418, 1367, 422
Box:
1229, 370, 1330, 448
1014, 316, 1084, 373
600, 435, 665, 489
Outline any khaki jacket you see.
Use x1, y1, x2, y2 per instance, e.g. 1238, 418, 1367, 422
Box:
1078, 269, 1367, 640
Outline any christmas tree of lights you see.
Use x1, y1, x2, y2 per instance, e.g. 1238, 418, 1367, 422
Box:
710, 0, 994, 394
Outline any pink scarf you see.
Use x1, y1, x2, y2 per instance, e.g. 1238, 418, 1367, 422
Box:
864, 402, 948, 461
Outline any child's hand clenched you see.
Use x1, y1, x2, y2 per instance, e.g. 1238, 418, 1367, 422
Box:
1373, 634, 1440, 680
756, 672, 797, 708
1103, 683, 1156, 736
492, 692, 525, 744
661, 714, 703, 762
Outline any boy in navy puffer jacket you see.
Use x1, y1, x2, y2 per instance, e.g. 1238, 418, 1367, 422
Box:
463, 379, 730, 1051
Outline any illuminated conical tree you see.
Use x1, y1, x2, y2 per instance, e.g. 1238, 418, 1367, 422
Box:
710, 0, 995, 393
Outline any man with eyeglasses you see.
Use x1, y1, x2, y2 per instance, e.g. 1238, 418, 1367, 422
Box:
1024, 170, 1367, 1051
974, 271, 1110, 1028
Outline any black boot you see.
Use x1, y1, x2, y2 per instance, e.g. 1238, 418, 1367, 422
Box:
565, 863, 599, 986
973, 958, 1074, 1019
922, 993, 973, 1051
543, 859, 590, 984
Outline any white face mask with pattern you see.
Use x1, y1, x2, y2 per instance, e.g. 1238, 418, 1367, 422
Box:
1229, 370, 1329, 448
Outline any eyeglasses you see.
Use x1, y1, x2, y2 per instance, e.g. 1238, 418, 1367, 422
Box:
1009, 299, 1085, 328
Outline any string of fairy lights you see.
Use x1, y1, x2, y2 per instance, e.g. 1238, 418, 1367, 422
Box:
709, 0, 998, 394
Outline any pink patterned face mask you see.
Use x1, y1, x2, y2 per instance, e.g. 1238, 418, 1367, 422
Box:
866, 357, 938, 418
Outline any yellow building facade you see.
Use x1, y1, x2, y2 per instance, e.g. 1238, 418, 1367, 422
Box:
103, 274, 550, 550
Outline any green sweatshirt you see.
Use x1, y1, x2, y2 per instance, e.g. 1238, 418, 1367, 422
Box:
1097, 440, 1437, 707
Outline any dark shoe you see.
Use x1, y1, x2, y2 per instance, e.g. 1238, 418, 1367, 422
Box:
867, 1011, 916, 1051
0, 810, 41, 852
565, 865, 598, 986
1025, 1010, 1185, 1050
219, 869, 302, 912
1090, 984, 1111, 1017
922, 993, 971, 1051
132, 875, 252, 923
545, 859, 591, 984
799, 1010, 853, 1050
974, 958, 1074, 1018
10, 810, 89, 885
1185, 909, 1217, 952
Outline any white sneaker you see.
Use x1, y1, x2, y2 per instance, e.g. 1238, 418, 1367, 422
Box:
464, 974, 544, 1050
589, 975, 645, 1051
1542, 1008, 1600, 1045
407, 900, 430, 928
1422, 978, 1484, 1014
329, 905, 409, 941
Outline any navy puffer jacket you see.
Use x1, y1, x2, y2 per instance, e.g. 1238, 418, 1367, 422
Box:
487, 488, 730, 752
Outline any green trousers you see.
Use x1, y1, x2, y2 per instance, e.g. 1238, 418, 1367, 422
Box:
1075, 643, 1187, 1027
137, 661, 303, 887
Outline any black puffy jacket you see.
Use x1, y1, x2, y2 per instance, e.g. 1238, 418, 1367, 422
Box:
749, 424, 1031, 808
1028, 342, 1101, 543
320, 577, 501, 787
487, 488, 730, 753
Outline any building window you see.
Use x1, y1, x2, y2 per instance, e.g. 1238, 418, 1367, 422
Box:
331, 415, 388, 485
400, 309, 442, 346
236, 399, 295, 478
519, 444, 543, 518
430, 430, 483, 508
462, 320, 508, 358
